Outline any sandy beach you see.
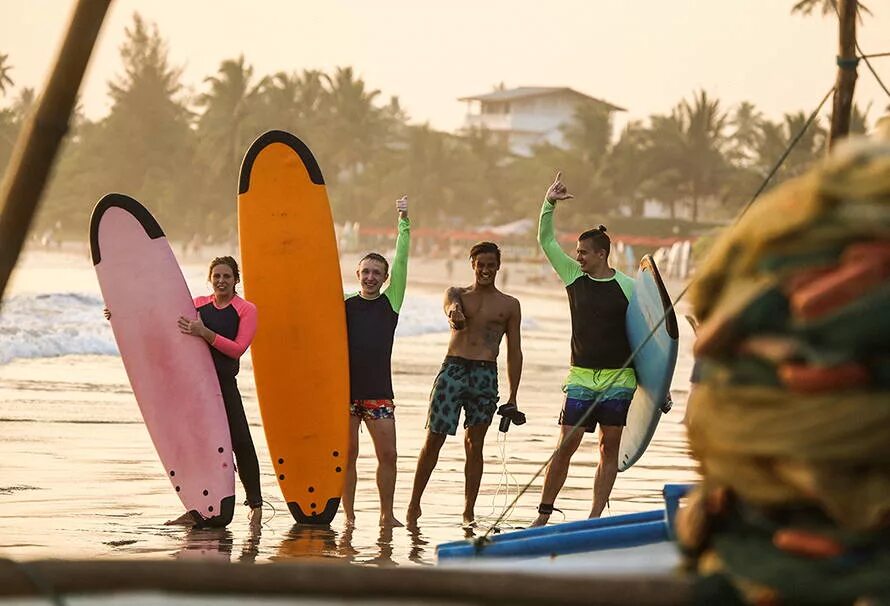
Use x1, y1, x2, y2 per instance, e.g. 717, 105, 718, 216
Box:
0, 246, 699, 566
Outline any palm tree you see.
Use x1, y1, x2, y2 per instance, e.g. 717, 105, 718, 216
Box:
646, 91, 730, 222
728, 101, 765, 166
791, 0, 869, 17
197, 55, 267, 174
754, 111, 827, 185
0, 53, 13, 98
322, 67, 383, 217
601, 122, 652, 217
257, 69, 329, 152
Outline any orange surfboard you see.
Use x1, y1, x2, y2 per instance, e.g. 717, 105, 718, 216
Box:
238, 131, 349, 524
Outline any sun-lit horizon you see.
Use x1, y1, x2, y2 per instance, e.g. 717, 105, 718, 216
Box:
2, 0, 889, 131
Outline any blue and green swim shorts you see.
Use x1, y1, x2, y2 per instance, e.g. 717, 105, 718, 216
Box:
559, 367, 637, 433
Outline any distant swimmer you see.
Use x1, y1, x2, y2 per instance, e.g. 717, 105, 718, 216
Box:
406, 241, 524, 528
342, 195, 410, 528
175, 256, 263, 529
531, 172, 637, 527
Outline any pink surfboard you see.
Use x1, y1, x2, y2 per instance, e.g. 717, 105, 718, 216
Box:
89, 194, 235, 527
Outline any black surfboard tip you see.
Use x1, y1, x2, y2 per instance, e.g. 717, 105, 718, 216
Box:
238, 130, 325, 194
287, 498, 339, 526
89, 193, 165, 266
190, 494, 236, 529
639, 254, 679, 340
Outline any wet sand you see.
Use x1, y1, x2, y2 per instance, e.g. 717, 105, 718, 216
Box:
0, 249, 699, 566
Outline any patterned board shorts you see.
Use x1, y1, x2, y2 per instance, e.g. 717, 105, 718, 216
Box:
350, 399, 395, 421
558, 380, 635, 433
426, 356, 498, 436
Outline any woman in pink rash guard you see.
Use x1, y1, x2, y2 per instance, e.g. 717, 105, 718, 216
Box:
176, 256, 263, 528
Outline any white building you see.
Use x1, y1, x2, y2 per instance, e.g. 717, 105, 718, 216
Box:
458, 86, 625, 156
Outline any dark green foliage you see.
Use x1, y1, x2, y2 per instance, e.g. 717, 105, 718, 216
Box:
0, 13, 869, 242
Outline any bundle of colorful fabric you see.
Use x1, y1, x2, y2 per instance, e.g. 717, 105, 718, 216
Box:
679, 137, 890, 605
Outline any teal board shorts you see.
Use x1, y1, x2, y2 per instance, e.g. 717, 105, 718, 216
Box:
426, 356, 498, 435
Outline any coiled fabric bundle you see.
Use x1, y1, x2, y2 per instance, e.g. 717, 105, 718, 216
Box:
680, 137, 890, 605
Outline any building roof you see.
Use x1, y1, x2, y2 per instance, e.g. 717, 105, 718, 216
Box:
458, 86, 625, 112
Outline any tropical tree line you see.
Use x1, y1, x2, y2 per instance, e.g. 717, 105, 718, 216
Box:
0, 13, 874, 243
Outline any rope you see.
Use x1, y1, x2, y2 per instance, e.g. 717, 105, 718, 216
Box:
478, 82, 837, 543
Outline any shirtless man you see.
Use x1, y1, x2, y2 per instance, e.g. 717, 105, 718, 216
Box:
406, 241, 523, 527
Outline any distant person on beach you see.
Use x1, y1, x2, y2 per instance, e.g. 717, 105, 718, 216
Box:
406, 241, 523, 528
530, 171, 636, 527
342, 195, 410, 528
101, 257, 263, 528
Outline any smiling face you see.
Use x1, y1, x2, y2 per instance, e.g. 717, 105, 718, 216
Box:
575, 239, 608, 275
210, 263, 237, 299
357, 258, 389, 298
471, 252, 500, 287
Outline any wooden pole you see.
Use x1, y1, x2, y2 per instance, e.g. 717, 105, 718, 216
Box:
0, 0, 111, 303
0, 558, 693, 605
829, 0, 858, 149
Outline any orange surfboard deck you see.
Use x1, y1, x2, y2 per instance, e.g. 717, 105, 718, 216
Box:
238, 131, 348, 524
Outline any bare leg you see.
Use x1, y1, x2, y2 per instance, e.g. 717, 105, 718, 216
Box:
530, 425, 585, 527
406, 431, 447, 527
365, 417, 403, 527
590, 425, 622, 518
462, 423, 490, 526
341, 416, 361, 524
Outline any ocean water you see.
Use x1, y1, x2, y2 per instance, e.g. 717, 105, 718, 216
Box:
0, 250, 698, 566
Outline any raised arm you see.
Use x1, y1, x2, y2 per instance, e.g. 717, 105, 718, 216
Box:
505, 298, 523, 405
538, 171, 582, 285
384, 195, 411, 313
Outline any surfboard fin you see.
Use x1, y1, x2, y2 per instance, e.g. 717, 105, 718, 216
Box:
288, 498, 339, 526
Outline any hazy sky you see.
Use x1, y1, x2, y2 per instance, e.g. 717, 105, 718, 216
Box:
2, 1, 889, 132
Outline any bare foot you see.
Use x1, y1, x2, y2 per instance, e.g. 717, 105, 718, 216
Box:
380, 515, 404, 528
462, 512, 475, 527
529, 514, 550, 528
406, 504, 421, 528
164, 512, 197, 527
248, 506, 263, 529
344, 517, 356, 528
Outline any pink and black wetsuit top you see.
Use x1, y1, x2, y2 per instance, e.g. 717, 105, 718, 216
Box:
194, 294, 257, 377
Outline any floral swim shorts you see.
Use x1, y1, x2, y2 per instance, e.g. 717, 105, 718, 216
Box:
350, 399, 395, 421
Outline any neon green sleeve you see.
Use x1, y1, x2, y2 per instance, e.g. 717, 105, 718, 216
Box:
614, 270, 635, 302
383, 216, 410, 313
538, 199, 583, 285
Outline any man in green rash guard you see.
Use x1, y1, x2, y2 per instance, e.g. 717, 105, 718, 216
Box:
342, 195, 410, 527
530, 171, 636, 528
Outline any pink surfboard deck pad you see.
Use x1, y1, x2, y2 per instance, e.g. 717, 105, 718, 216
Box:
90, 194, 235, 526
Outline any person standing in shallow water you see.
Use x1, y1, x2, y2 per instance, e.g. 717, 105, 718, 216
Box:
342, 195, 410, 528
406, 241, 523, 528
103, 257, 263, 528
176, 256, 263, 529
530, 172, 637, 528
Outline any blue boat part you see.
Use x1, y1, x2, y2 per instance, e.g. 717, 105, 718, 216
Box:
437, 520, 669, 560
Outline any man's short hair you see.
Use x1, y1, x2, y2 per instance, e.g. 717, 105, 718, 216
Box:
359, 252, 389, 274
469, 241, 501, 265
578, 225, 611, 257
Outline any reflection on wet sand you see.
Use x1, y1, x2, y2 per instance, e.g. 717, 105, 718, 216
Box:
274, 525, 342, 562
175, 527, 234, 562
